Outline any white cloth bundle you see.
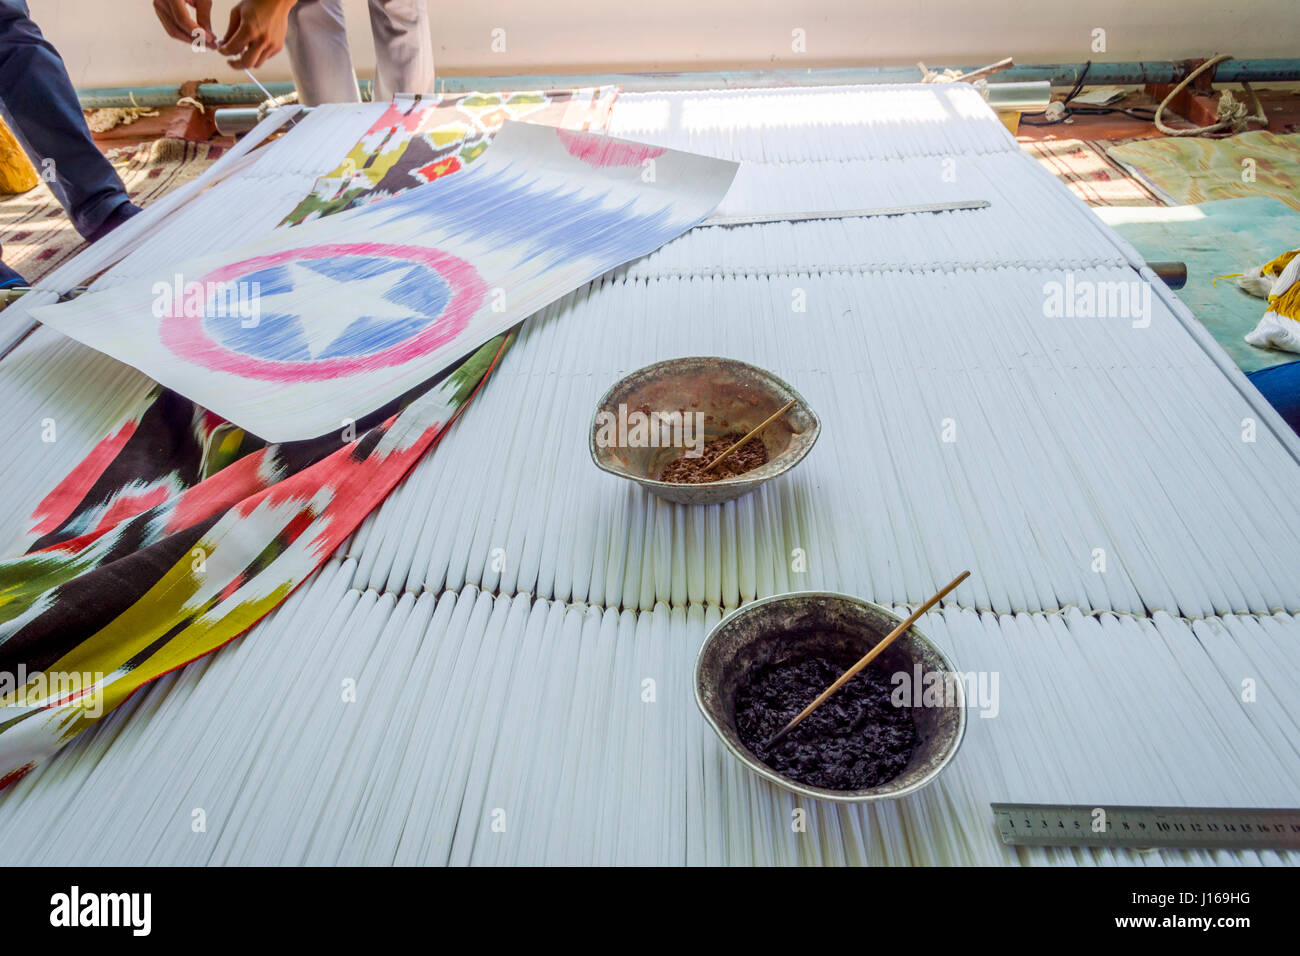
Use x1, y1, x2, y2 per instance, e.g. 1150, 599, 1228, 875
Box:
1242, 250, 1300, 353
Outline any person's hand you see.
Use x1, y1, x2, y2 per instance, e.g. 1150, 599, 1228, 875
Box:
153, 0, 217, 48
218, 0, 298, 70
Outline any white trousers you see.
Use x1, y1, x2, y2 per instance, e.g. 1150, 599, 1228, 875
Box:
284, 0, 434, 106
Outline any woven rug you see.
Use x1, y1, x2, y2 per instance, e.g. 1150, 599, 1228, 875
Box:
1107, 130, 1300, 212
0, 138, 221, 284
1019, 138, 1164, 206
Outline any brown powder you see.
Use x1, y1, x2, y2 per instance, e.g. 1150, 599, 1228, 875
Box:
658, 432, 769, 484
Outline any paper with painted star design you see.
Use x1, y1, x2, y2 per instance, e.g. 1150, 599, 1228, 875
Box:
33, 121, 737, 441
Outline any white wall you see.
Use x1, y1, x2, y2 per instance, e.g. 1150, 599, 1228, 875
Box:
34, 0, 1300, 89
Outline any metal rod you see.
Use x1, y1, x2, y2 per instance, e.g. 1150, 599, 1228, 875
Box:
213, 107, 263, 136
77, 80, 369, 109
983, 80, 1053, 112
215, 105, 313, 136
1149, 260, 1188, 290
0, 286, 88, 306
700, 200, 990, 229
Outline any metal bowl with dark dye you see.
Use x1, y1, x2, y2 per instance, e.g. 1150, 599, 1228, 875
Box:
694, 591, 966, 804
588, 357, 820, 505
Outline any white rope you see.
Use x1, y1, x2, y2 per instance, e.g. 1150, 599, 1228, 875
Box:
84, 91, 159, 133
256, 89, 299, 123
1153, 54, 1268, 137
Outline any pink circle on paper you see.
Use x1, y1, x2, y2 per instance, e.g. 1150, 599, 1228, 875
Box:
160, 242, 487, 383
555, 128, 665, 168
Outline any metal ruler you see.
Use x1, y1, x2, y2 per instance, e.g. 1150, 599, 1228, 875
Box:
0, 286, 88, 308
992, 803, 1300, 851
698, 199, 990, 228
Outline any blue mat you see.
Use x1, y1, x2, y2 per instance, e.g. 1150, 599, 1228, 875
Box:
1248, 360, 1300, 435
1096, 197, 1300, 374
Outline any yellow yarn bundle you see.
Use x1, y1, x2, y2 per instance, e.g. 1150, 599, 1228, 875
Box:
1243, 247, 1300, 352
0, 116, 38, 195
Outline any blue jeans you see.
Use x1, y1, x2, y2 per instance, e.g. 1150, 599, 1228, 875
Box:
0, 0, 132, 281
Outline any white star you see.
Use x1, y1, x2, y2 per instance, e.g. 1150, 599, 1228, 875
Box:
254, 259, 426, 360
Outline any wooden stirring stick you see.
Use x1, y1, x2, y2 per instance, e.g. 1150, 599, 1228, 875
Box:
763, 570, 971, 749
703, 398, 798, 474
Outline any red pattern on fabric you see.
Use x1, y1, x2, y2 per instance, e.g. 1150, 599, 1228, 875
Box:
91, 485, 172, 533
162, 450, 276, 534
414, 156, 462, 182
29, 420, 138, 535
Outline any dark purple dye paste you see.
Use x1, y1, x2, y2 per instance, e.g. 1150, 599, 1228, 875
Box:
734, 653, 916, 791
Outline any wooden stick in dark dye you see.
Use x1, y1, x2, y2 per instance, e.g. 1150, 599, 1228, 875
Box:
763, 570, 971, 749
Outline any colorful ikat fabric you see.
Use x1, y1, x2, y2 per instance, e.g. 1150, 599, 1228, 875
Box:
281, 87, 618, 226
0, 91, 638, 787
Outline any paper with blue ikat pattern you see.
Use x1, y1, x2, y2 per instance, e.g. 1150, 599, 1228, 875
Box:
33, 122, 738, 442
